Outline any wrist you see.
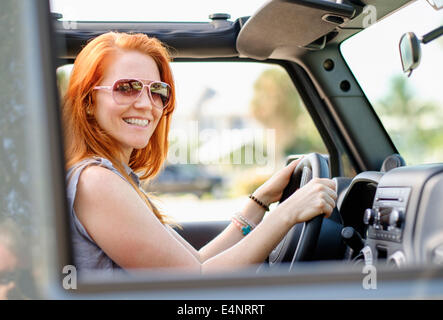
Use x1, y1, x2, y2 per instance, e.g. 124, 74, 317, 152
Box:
252, 188, 272, 207
249, 194, 270, 211
272, 204, 295, 230
276, 200, 300, 227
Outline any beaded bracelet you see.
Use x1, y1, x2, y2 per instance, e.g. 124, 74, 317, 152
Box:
249, 194, 270, 211
231, 215, 254, 236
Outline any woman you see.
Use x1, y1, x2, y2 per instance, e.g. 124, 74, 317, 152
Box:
63, 32, 337, 273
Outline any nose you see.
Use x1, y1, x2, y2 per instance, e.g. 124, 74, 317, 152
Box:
133, 87, 153, 110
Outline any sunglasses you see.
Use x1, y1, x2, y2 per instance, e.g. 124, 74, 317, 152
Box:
94, 78, 171, 109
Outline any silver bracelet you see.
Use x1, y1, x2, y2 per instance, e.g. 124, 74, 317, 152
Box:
234, 213, 256, 229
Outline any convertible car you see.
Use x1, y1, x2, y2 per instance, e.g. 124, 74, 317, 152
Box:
0, 0, 442, 300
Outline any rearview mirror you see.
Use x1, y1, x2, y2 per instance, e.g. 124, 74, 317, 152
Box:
399, 26, 443, 76
399, 32, 421, 76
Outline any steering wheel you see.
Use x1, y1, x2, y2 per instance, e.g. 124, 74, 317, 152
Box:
268, 153, 330, 268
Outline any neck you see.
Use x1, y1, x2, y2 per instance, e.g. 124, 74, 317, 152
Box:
118, 148, 133, 166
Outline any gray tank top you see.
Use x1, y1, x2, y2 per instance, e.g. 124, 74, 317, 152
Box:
66, 156, 141, 273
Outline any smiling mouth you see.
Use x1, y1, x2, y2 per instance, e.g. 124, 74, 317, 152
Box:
123, 118, 150, 127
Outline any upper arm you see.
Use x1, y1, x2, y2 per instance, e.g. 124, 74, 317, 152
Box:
73, 165, 201, 271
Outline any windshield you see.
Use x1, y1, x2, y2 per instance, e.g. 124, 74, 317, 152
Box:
341, 0, 443, 165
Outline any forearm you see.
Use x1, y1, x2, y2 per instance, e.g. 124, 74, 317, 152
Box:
200, 207, 292, 273
198, 196, 268, 262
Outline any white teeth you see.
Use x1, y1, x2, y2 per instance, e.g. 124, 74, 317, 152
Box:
123, 118, 149, 127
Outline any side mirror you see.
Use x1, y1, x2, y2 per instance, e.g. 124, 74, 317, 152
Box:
399, 32, 421, 76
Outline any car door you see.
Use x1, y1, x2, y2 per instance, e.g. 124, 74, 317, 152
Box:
0, 0, 70, 299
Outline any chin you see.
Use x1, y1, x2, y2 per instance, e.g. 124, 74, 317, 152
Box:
131, 140, 151, 150
119, 135, 153, 153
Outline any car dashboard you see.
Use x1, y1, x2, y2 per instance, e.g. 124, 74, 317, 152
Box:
339, 163, 443, 268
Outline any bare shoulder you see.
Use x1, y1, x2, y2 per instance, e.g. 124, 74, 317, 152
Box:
74, 164, 140, 215
77, 165, 129, 194
78, 164, 120, 184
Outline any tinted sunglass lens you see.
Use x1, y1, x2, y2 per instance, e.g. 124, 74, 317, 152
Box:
150, 82, 171, 108
113, 79, 143, 104
130, 80, 143, 91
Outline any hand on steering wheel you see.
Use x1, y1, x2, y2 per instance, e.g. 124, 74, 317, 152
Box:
252, 155, 305, 205
268, 153, 337, 268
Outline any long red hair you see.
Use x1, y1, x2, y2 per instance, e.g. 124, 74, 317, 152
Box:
63, 32, 175, 224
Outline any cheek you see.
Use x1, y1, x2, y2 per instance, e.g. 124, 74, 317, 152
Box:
152, 113, 164, 132
153, 108, 164, 123
94, 97, 122, 127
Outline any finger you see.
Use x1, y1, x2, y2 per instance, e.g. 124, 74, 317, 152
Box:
317, 178, 337, 191
322, 202, 334, 218
279, 156, 304, 179
324, 193, 336, 210
317, 190, 335, 211
308, 179, 336, 200
286, 155, 304, 168
324, 186, 338, 201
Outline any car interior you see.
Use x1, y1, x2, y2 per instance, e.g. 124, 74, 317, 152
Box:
49, 0, 443, 276
3, 0, 442, 300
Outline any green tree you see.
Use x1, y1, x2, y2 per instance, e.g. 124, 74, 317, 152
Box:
375, 75, 443, 164
250, 67, 326, 160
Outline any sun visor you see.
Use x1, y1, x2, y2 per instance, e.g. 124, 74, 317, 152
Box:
236, 0, 356, 60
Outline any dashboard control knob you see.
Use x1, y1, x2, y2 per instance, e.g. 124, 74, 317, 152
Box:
389, 210, 404, 228
363, 208, 376, 225
379, 208, 391, 229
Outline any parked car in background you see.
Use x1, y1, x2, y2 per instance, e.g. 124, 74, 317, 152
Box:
144, 164, 223, 198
